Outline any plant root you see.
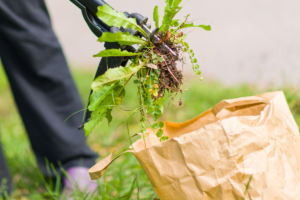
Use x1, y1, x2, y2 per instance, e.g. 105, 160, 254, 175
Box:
151, 34, 184, 98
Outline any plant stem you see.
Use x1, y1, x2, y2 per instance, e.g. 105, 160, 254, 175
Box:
137, 71, 147, 147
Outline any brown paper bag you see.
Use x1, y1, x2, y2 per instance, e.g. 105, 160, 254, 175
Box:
89, 91, 300, 200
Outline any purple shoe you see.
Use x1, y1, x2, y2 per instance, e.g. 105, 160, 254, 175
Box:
62, 167, 99, 199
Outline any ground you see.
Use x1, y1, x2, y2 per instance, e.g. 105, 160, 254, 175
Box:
0, 66, 299, 199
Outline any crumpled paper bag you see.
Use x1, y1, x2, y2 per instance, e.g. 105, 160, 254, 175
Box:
89, 91, 300, 200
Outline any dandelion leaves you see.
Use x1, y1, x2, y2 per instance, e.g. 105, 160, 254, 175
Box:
159, 1, 211, 33
84, 81, 126, 136
98, 32, 148, 46
178, 22, 211, 31
94, 49, 142, 58
96, 5, 148, 37
153, 6, 160, 28
88, 84, 116, 111
84, 2, 212, 138
160, 0, 183, 33
91, 65, 143, 91
84, 62, 144, 135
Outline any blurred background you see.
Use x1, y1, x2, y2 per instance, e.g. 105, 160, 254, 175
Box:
46, 0, 300, 86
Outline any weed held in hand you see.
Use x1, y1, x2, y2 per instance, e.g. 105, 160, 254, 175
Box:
84, 0, 211, 142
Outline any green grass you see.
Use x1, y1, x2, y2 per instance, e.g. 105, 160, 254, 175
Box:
0, 65, 299, 199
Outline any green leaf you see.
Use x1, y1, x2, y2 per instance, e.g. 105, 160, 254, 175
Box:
155, 97, 165, 113
173, 14, 190, 30
84, 107, 106, 136
88, 83, 116, 111
195, 70, 201, 75
156, 129, 164, 137
158, 121, 164, 128
160, 135, 169, 142
97, 5, 148, 37
105, 108, 113, 125
98, 32, 148, 46
114, 88, 126, 105
84, 82, 126, 136
152, 54, 158, 59
158, 57, 164, 62
152, 123, 160, 129
178, 23, 211, 31
171, 19, 180, 27
92, 65, 143, 91
153, 6, 160, 28
94, 49, 143, 58
160, 0, 183, 33
184, 43, 189, 48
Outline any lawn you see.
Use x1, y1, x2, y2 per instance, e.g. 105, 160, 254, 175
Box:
0, 65, 299, 199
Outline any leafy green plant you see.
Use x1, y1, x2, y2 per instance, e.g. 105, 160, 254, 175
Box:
153, 6, 160, 28
84, 0, 211, 143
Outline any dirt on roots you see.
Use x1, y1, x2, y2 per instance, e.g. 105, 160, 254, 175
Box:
152, 35, 184, 97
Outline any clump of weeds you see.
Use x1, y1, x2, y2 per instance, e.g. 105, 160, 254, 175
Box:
82, 0, 211, 142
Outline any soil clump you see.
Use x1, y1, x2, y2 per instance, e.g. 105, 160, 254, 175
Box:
152, 34, 184, 97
